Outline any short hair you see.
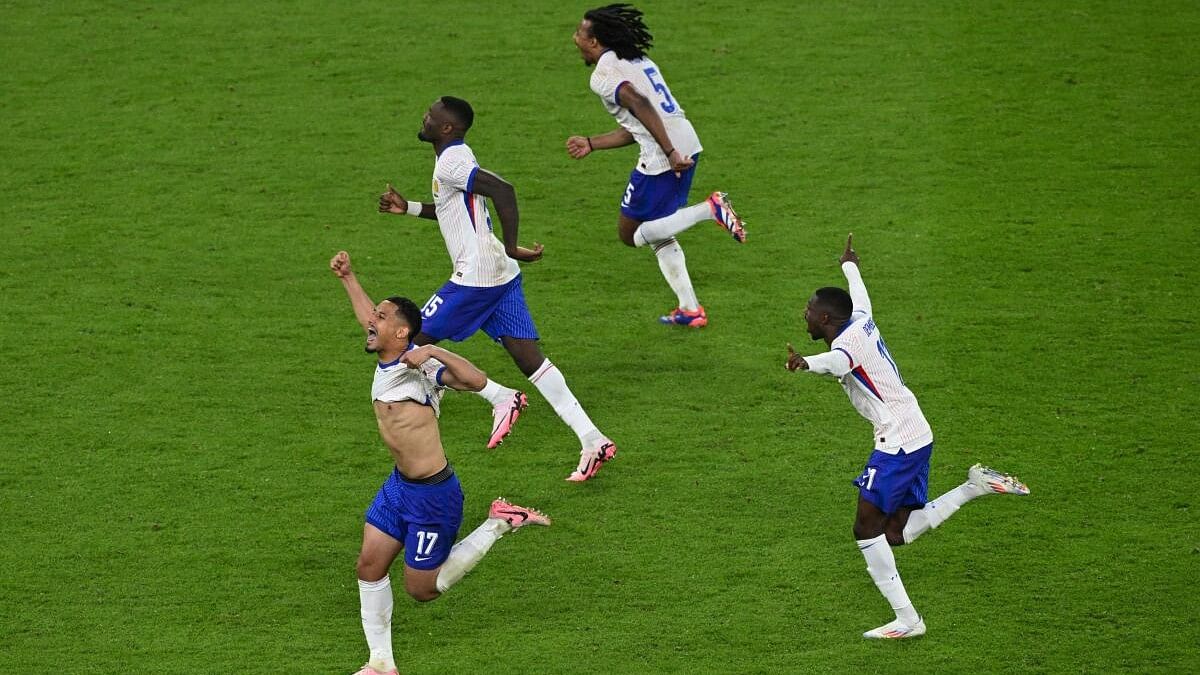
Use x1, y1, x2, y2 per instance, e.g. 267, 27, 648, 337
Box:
584, 4, 653, 60
384, 296, 422, 338
813, 287, 853, 321
439, 96, 474, 132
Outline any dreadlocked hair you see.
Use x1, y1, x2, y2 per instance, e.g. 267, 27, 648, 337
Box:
584, 4, 653, 60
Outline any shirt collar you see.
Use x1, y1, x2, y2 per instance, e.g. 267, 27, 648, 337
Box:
436, 139, 466, 157
377, 342, 416, 369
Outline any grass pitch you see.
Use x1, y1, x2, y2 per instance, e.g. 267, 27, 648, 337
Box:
1, 1, 1197, 672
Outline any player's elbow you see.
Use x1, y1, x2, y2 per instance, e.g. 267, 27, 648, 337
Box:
463, 369, 487, 392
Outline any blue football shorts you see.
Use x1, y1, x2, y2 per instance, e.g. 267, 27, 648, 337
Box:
365, 466, 464, 571
852, 442, 933, 514
419, 274, 539, 343
619, 153, 701, 222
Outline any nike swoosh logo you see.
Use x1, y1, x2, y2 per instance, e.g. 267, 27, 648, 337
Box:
413, 555, 433, 562
497, 509, 528, 523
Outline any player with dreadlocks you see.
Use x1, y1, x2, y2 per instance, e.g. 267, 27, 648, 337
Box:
567, 4, 747, 328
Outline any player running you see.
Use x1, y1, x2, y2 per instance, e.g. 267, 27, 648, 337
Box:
566, 3, 746, 328
379, 96, 616, 482
786, 234, 1030, 639
330, 250, 551, 675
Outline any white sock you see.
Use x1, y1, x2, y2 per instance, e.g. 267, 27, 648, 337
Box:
651, 238, 700, 312
529, 359, 604, 448
857, 534, 920, 626
435, 518, 512, 593
358, 576, 397, 673
477, 378, 518, 407
902, 482, 987, 544
632, 202, 711, 247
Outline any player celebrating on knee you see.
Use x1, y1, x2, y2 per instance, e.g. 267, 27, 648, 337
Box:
566, 4, 746, 328
786, 234, 1030, 639
330, 251, 551, 675
379, 97, 616, 482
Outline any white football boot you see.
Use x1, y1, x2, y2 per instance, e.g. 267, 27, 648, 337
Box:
863, 616, 927, 639
967, 463, 1030, 496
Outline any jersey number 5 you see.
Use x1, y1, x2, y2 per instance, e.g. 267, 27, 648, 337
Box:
642, 67, 677, 113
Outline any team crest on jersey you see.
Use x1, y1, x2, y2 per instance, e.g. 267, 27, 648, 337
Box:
431, 178, 439, 198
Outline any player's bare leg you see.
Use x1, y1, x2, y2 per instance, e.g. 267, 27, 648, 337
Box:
502, 336, 617, 480
854, 498, 924, 638
901, 464, 1030, 544
414, 331, 528, 448
354, 525, 403, 675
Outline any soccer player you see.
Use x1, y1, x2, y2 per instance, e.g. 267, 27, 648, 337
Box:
786, 234, 1030, 639
379, 96, 617, 482
330, 250, 551, 675
566, 3, 747, 328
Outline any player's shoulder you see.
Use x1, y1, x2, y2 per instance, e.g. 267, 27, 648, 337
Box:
832, 314, 874, 347
590, 52, 617, 87
435, 141, 476, 176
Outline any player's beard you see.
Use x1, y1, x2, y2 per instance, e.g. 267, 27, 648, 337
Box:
417, 129, 431, 142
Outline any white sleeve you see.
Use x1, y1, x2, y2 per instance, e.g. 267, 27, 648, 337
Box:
804, 349, 853, 377
435, 152, 478, 192
841, 262, 872, 316
420, 358, 447, 389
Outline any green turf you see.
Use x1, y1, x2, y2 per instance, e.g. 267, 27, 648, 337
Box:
2, 0, 1198, 672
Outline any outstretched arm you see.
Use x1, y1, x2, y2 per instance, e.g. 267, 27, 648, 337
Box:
471, 168, 544, 263
840, 233, 871, 316
400, 345, 487, 392
329, 251, 375, 331
786, 343, 853, 377
566, 128, 635, 158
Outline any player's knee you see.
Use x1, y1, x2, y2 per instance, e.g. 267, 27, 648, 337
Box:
617, 224, 638, 247
356, 555, 388, 582
404, 580, 441, 603
884, 528, 906, 547
515, 354, 542, 377
504, 341, 544, 377
852, 520, 883, 540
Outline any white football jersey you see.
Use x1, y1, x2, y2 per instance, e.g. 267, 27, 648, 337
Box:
802, 263, 933, 454
590, 50, 702, 175
431, 141, 520, 287
371, 352, 447, 417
